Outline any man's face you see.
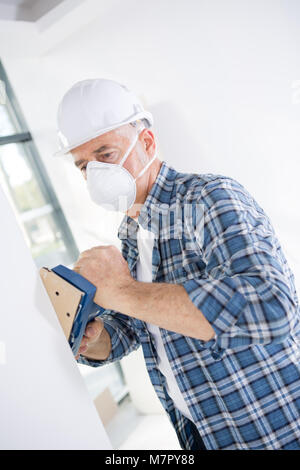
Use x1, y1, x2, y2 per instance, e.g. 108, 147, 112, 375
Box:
71, 123, 157, 215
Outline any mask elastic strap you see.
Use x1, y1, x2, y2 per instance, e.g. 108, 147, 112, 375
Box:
118, 125, 144, 168
134, 152, 157, 181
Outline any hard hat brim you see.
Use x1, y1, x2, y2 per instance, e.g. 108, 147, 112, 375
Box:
53, 110, 153, 158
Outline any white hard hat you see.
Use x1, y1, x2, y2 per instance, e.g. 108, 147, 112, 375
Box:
54, 78, 153, 157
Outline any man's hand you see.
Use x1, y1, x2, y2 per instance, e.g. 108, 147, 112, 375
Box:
75, 318, 110, 361
73, 245, 135, 310
73, 245, 215, 341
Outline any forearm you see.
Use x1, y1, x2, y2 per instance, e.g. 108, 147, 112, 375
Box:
83, 326, 112, 361
96, 280, 215, 342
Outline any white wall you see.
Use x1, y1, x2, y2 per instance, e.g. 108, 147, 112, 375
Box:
1, 0, 300, 413
0, 181, 111, 450
1, 0, 299, 283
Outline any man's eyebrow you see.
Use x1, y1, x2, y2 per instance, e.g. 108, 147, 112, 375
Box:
92, 144, 112, 154
74, 145, 114, 168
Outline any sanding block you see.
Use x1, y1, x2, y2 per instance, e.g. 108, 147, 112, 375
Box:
40, 264, 105, 356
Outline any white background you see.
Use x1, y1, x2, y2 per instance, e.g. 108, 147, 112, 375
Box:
0, 0, 299, 435
1, 0, 299, 289
0, 183, 111, 449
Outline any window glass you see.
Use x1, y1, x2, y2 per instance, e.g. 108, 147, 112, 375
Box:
0, 143, 46, 212
0, 61, 126, 405
23, 212, 74, 267
0, 97, 22, 136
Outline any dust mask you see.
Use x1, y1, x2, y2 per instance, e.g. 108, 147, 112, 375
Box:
86, 128, 156, 212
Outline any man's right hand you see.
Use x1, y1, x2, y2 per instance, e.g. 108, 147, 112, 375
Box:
75, 318, 106, 361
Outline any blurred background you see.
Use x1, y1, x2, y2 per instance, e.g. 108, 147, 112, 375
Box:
0, 0, 299, 450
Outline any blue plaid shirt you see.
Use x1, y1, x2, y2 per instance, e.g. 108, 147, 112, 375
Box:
79, 161, 300, 450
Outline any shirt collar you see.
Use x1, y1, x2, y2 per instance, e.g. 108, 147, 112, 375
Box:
117, 160, 177, 241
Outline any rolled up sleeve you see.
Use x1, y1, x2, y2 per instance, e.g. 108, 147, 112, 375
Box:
182, 178, 297, 351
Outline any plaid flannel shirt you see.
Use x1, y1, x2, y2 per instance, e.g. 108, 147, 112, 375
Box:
79, 161, 300, 450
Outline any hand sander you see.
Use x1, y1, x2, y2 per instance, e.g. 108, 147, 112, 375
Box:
40, 265, 105, 356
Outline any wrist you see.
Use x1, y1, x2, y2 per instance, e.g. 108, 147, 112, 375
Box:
94, 277, 138, 313
113, 278, 138, 314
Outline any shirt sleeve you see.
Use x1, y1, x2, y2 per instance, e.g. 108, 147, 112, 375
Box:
77, 310, 140, 368
182, 177, 298, 353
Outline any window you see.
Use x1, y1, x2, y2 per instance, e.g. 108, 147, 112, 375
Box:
0, 61, 127, 405
0, 60, 79, 268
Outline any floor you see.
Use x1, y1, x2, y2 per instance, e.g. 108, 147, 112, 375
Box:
105, 395, 181, 450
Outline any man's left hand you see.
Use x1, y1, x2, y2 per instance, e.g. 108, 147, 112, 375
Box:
73, 245, 134, 310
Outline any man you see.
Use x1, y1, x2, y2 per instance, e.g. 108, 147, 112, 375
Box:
56, 78, 300, 450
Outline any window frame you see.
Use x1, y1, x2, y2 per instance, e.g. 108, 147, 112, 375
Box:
0, 60, 127, 403
0, 59, 79, 267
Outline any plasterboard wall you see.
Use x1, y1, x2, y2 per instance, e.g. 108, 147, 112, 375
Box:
0, 183, 112, 450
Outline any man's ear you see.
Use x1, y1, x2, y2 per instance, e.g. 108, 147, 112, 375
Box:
142, 129, 155, 153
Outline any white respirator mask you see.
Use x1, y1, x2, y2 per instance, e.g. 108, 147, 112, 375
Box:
86, 127, 156, 212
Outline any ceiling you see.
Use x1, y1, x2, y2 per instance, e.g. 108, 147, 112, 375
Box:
0, 0, 33, 5
0, 0, 64, 21
0, 0, 30, 5
0, 0, 111, 56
